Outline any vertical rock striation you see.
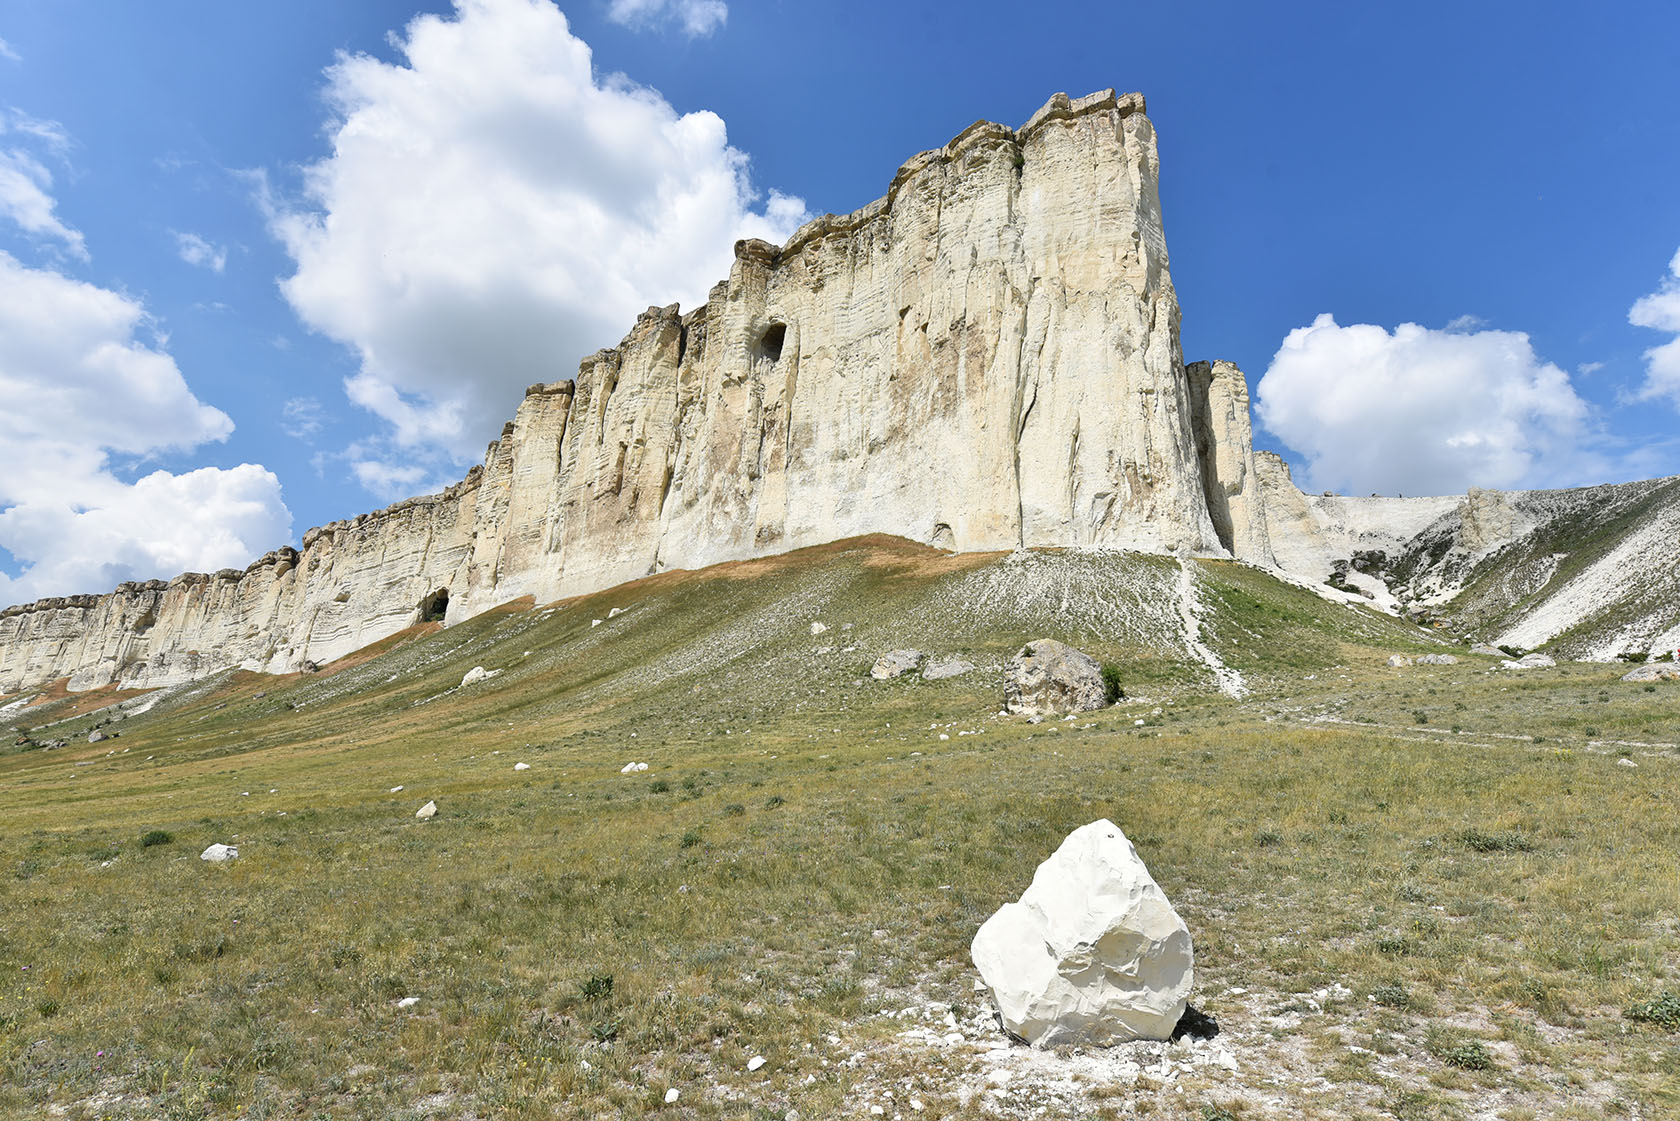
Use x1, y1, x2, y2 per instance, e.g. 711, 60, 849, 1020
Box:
0, 89, 1272, 694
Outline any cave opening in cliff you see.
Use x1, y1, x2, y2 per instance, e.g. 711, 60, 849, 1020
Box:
419, 588, 449, 623
755, 322, 786, 364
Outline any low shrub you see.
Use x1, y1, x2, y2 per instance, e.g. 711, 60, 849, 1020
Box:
1371, 984, 1410, 1008
1459, 828, 1536, 853
1427, 1033, 1494, 1070
578, 973, 614, 1002
1626, 990, 1680, 1030
140, 829, 173, 848
1100, 663, 1124, 705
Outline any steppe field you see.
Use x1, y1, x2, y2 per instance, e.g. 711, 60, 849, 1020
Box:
2, 538, 1675, 1120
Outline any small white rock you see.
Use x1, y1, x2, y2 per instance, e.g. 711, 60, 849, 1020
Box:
200, 843, 238, 863
1618, 758, 1638, 768
397, 996, 419, 1009
390, 785, 404, 793
664, 1088, 680, 1104
514, 762, 530, 771
461, 666, 498, 688
621, 761, 649, 774
591, 619, 603, 628
870, 1108, 884, 1117
810, 621, 829, 635
910, 1100, 925, 1112
416, 801, 438, 820
747, 1055, 767, 1071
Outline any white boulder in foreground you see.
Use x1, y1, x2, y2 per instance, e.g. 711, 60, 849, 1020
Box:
415, 801, 437, 820
200, 843, 238, 863
972, 819, 1192, 1046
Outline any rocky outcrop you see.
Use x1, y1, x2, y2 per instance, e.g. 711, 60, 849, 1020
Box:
0, 88, 1266, 695
972, 819, 1193, 1046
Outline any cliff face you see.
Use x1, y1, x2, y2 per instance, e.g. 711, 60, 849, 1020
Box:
1, 89, 1274, 695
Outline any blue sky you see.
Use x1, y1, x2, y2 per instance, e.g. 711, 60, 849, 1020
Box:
1, 0, 1678, 602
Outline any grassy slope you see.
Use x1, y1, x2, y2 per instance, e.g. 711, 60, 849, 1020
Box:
0, 538, 1675, 1119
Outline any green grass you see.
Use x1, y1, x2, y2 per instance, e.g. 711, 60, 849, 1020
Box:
0, 539, 1675, 1118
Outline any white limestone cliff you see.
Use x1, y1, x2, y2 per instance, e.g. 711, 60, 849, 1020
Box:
1, 89, 1266, 695
9, 85, 1673, 695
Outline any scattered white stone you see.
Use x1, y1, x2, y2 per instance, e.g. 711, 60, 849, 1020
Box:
910, 1099, 924, 1111
609, 606, 627, 619
460, 666, 501, 688
810, 621, 829, 636
1618, 758, 1638, 768
664, 1088, 680, 1104
397, 996, 419, 1009
514, 762, 530, 771
1416, 653, 1458, 665
390, 785, 404, 793
416, 801, 438, 820
972, 819, 1193, 1046
870, 1107, 884, 1117
747, 1055, 767, 1071
200, 843, 238, 863
621, 761, 650, 774
591, 619, 603, 628
938, 733, 949, 741
1134, 718, 1146, 726
1502, 652, 1557, 670
1386, 655, 1412, 667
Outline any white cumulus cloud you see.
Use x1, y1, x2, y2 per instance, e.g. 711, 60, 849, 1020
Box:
1629, 246, 1680, 409
607, 0, 728, 37
268, 0, 805, 472
0, 252, 290, 604
0, 108, 85, 258
174, 230, 227, 272
1255, 314, 1592, 496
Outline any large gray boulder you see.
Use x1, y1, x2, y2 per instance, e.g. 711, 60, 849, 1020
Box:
1416, 653, 1458, 665
1622, 663, 1680, 682
1004, 639, 1106, 715
972, 819, 1193, 1046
